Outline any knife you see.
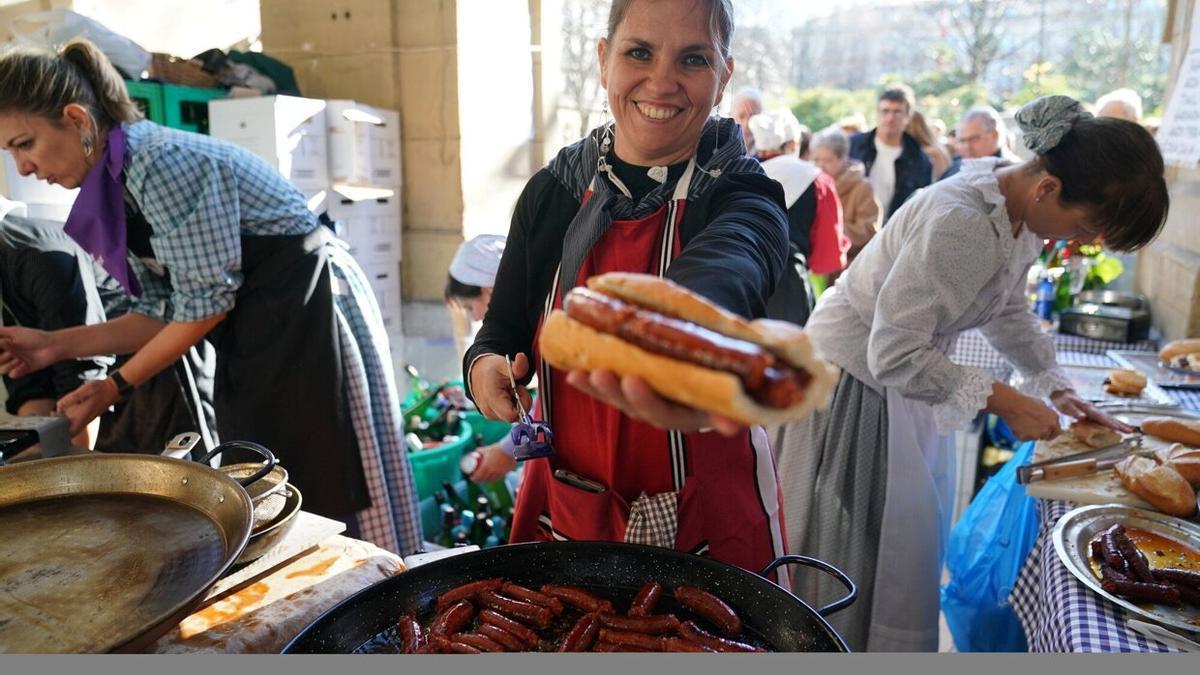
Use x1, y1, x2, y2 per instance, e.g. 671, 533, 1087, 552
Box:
1017, 435, 1146, 485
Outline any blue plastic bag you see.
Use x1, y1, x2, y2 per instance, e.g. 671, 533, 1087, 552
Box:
940, 440, 1039, 652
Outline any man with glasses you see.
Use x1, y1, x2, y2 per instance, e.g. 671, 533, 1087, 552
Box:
848, 84, 933, 221
941, 106, 1019, 179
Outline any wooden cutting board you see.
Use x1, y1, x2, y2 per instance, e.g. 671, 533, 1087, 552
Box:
1024, 433, 1154, 508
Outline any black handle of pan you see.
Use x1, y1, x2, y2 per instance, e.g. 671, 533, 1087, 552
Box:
197, 440, 277, 488
759, 555, 857, 618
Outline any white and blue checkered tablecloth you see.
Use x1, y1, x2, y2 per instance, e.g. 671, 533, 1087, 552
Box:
955, 332, 1200, 652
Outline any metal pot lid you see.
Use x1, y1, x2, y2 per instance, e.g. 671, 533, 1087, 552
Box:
219, 462, 288, 503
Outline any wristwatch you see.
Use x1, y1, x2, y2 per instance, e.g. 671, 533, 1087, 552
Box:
109, 370, 134, 400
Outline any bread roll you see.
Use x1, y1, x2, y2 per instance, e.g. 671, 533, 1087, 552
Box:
1154, 444, 1200, 486
1141, 417, 1200, 446
1069, 420, 1122, 449
1114, 455, 1197, 517
1103, 368, 1147, 396
1159, 338, 1200, 363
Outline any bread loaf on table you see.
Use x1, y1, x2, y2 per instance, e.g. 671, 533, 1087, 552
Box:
1140, 417, 1200, 447
1069, 420, 1122, 449
1154, 444, 1200, 487
1159, 338, 1200, 363
1114, 455, 1197, 518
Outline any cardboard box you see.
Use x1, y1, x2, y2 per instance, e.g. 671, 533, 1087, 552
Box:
326, 100, 402, 187
326, 192, 403, 264
209, 96, 329, 190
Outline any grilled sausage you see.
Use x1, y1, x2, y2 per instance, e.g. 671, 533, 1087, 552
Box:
1153, 568, 1200, 589
477, 623, 528, 652
478, 590, 553, 629
435, 578, 503, 611
660, 636, 717, 653
559, 613, 600, 652
430, 599, 475, 637
1110, 527, 1155, 583
502, 582, 566, 614
596, 628, 663, 651
540, 584, 615, 613
479, 609, 541, 645
677, 620, 761, 653
674, 585, 742, 636
429, 634, 481, 654
452, 633, 505, 653
628, 581, 663, 617
1100, 577, 1182, 605
1100, 527, 1131, 576
592, 641, 653, 652
597, 612, 680, 634
1175, 583, 1200, 607
397, 613, 425, 654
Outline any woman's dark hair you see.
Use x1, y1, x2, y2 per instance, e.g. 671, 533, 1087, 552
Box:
1034, 116, 1168, 252
444, 275, 483, 304
0, 39, 142, 129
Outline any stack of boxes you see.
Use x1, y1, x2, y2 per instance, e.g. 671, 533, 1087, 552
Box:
208, 95, 405, 367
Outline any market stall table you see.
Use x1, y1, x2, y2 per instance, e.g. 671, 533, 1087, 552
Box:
1004, 350, 1200, 653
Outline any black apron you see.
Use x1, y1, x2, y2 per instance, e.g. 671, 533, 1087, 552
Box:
124, 201, 369, 516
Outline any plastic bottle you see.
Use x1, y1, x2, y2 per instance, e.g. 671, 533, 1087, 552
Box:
1035, 274, 1055, 321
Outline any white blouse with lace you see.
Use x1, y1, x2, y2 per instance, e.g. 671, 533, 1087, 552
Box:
805, 157, 1072, 433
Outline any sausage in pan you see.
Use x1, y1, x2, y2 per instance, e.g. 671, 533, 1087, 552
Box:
479, 608, 541, 645
677, 620, 761, 653
430, 599, 475, 637
501, 582, 565, 614
597, 612, 679, 634
435, 579, 503, 611
477, 590, 553, 629
674, 585, 742, 636
540, 584, 615, 613
558, 613, 600, 652
628, 581, 662, 617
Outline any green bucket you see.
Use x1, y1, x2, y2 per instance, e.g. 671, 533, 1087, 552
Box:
408, 419, 474, 502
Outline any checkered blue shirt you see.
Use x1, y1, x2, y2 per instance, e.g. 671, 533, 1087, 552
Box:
122, 120, 316, 322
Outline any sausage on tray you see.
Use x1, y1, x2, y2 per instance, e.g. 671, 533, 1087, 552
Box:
559, 613, 600, 652
430, 600, 475, 637
674, 586, 742, 636
660, 636, 717, 653
502, 582, 566, 614
540, 584, 615, 614
597, 612, 680, 634
397, 613, 425, 654
596, 628, 663, 651
477, 590, 554, 629
1174, 583, 1200, 607
677, 620, 761, 653
479, 608, 541, 645
435, 579, 503, 611
430, 634, 482, 654
1110, 527, 1156, 583
477, 623, 528, 652
1153, 568, 1200, 589
628, 582, 662, 617
593, 641, 654, 652
1100, 577, 1182, 605
1100, 527, 1131, 577
452, 633, 505, 653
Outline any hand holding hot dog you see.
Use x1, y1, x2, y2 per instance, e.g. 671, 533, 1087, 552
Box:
566, 369, 744, 436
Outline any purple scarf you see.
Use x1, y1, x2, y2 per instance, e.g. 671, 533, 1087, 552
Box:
63, 125, 142, 296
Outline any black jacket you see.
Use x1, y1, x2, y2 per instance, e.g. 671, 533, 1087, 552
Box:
463, 168, 789, 396
849, 129, 932, 221
0, 214, 109, 413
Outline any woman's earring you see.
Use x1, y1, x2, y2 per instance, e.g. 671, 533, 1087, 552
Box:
599, 98, 613, 155
81, 135, 94, 158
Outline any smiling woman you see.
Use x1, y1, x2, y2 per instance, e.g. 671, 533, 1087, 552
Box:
462, 0, 800, 582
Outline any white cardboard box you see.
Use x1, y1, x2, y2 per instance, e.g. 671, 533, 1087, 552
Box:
326, 192, 402, 264
325, 100, 402, 187
209, 96, 329, 191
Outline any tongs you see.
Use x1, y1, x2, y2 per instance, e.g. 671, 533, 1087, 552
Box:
1017, 434, 1151, 484
506, 355, 555, 461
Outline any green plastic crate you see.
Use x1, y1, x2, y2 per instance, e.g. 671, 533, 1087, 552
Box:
124, 80, 164, 124
161, 83, 226, 134
463, 411, 512, 446
408, 419, 474, 502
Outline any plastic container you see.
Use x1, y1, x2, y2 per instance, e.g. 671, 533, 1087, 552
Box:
408, 419, 473, 502
464, 411, 513, 445
124, 80, 165, 124
161, 83, 226, 134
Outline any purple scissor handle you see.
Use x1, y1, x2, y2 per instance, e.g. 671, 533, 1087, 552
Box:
506, 355, 555, 461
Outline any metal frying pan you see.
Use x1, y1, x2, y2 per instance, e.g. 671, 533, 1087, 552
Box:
284, 541, 856, 653
0, 440, 268, 653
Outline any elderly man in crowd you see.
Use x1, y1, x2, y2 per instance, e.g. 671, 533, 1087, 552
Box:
731, 86, 765, 155
1095, 88, 1143, 123
941, 105, 1018, 179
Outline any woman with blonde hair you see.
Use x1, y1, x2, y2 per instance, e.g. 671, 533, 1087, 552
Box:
907, 109, 952, 180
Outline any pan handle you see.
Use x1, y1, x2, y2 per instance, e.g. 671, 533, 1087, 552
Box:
197, 441, 277, 488
759, 555, 857, 618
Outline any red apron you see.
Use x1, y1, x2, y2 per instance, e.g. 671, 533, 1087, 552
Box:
508, 160, 790, 585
